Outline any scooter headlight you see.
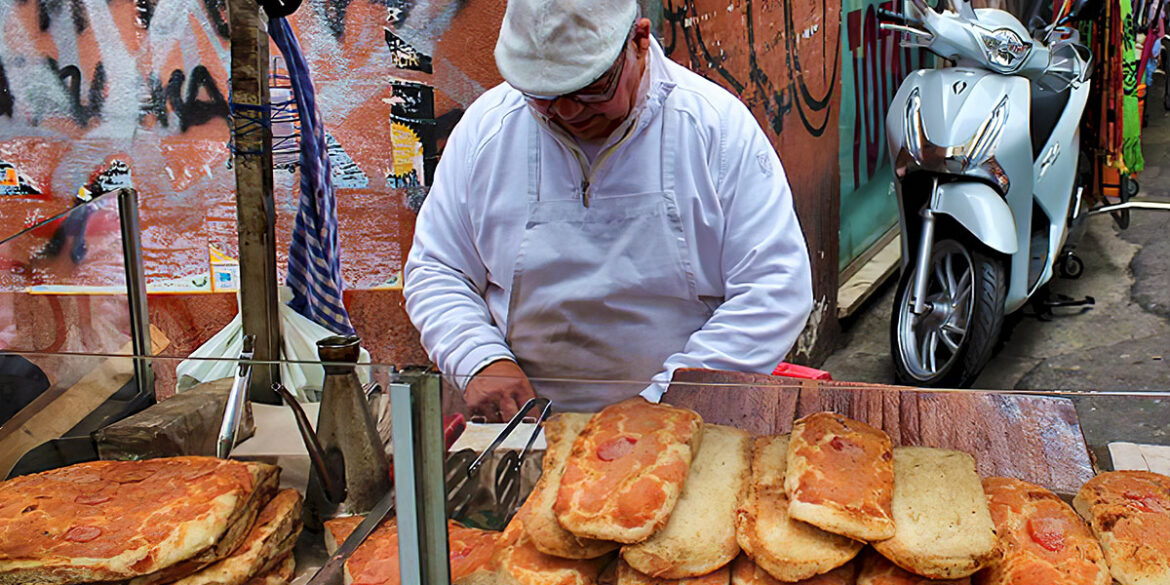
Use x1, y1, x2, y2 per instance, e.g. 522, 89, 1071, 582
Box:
975, 26, 1032, 72
904, 88, 925, 159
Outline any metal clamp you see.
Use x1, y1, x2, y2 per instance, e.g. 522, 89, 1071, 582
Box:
215, 335, 255, 459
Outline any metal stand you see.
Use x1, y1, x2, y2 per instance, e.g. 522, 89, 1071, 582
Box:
117, 188, 154, 397
389, 373, 450, 585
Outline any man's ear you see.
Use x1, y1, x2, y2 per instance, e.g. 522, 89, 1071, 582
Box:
634, 18, 652, 52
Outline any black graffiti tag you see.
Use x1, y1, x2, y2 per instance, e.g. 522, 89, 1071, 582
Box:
20, 0, 88, 34
47, 59, 106, 127
142, 65, 229, 131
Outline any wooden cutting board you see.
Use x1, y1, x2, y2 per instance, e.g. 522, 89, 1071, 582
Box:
664, 369, 1096, 497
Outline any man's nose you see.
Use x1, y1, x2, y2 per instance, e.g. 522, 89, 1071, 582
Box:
550, 97, 585, 119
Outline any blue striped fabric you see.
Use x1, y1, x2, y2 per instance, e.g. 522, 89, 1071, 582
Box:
269, 17, 355, 335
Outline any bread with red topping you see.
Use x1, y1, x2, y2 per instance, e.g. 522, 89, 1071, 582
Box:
171, 488, 303, 585
786, 412, 895, 541
243, 554, 295, 585
1073, 470, 1170, 585
555, 398, 704, 544
495, 517, 613, 585
736, 435, 863, 582
615, 559, 731, 584
0, 457, 278, 585
977, 477, 1107, 585
622, 424, 751, 578
324, 516, 498, 585
858, 551, 969, 585
729, 553, 857, 585
516, 413, 617, 559
872, 447, 998, 579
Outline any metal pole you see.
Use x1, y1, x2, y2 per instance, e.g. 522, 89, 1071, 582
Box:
117, 188, 154, 397
228, 0, 281, 404
390, 373, 451, 585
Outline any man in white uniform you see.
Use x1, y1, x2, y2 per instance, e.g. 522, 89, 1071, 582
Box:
404, 0, 814, 419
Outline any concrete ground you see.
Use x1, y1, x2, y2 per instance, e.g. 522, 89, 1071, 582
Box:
822, 74, 1170, 463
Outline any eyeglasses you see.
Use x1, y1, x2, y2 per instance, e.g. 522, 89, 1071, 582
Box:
522, 31, 633, 106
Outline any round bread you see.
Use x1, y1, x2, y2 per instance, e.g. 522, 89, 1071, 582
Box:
1072, 470, 1170, 585
978, 477, 1108, 585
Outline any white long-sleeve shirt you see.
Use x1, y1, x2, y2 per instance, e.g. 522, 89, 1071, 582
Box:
404, 38, 813, 405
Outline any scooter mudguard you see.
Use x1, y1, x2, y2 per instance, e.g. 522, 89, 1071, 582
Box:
933, 182, 1018, 255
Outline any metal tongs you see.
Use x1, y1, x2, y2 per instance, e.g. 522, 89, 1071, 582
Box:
215, 335, 255, 459
449, 397, 552, 528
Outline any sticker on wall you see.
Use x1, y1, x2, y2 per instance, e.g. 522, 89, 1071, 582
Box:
325, 133, 368, 189
0, 161, 42, 196
209, 244, 239, 292
384, 28, 433, 73
387, 120, 424, 188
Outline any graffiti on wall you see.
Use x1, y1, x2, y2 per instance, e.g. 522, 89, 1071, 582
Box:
1, 0, 503, 297
662, 0, 841, 138
837, 0, 923, 267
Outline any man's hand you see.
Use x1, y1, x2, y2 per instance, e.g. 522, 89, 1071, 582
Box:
464, 360, 537, 422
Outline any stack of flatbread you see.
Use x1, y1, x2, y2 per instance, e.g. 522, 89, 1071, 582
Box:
478, 403, 1008, 585
0, 456, 301, 585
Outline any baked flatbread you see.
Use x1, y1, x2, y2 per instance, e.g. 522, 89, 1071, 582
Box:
324, 516, 498, 585
243, 554, 296, 585
786, 412, 895, 541
615, 559, 731, 584
0, 457, 278, 585
872, 447, 998, 579
555, 398, 703, 544
978, 477, 1107, 585
736, 435, 862, 582
1073, 470, 1170, 585
622, 424, 750, 578
858, 550, 970, 584
170, 488, 303, 585
517, 413, 617, 559
729, 553, 857, 585
494, 518, 612, 585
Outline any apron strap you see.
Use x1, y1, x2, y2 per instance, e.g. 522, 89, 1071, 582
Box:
528, 120, 541, 204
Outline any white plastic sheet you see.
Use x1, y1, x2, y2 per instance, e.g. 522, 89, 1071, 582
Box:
175, 288, 371, 401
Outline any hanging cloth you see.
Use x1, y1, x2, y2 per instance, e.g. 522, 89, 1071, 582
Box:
269, 17, 355, 335
1120, 0, 1146, 172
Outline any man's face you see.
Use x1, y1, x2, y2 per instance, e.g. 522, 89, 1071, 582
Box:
526, 36, 645, 141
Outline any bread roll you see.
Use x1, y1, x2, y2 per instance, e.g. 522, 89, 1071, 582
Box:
787, 412, 895, 541
872, 447, 998, 579
622, 424, 751, 578
495, 518, 613, 585
736, 435, 863, 582
977, 477, 1108, 585
615, 559, 731, 584
1073, 470, 1170, 585
517, 413, 617, 559
555, 398, 704, 544
729, 553, 857, 585
857, 551, 969, 584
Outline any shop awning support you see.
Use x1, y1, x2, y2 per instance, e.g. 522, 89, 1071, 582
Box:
228, 0, 281, 404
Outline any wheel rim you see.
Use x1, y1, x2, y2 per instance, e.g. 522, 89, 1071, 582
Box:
897, 240, 976, 381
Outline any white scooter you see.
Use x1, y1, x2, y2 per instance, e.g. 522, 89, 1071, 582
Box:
882, 0, 1095, 387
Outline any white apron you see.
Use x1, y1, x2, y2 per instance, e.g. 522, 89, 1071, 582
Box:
504, 114, 712, 413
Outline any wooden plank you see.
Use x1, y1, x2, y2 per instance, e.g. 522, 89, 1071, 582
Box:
796, 384, 1096, 497
0, 325, 170, 478
663, 368, 800, 436
837, 232, 901, 319
228, 0, 281, 404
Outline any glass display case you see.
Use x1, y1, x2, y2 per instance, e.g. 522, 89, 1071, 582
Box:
2, 191, 1169, 584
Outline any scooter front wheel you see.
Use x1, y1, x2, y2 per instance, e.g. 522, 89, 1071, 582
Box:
890, 237, 1006, 388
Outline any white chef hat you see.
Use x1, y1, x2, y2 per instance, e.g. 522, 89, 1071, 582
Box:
494, 0, 638, 97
